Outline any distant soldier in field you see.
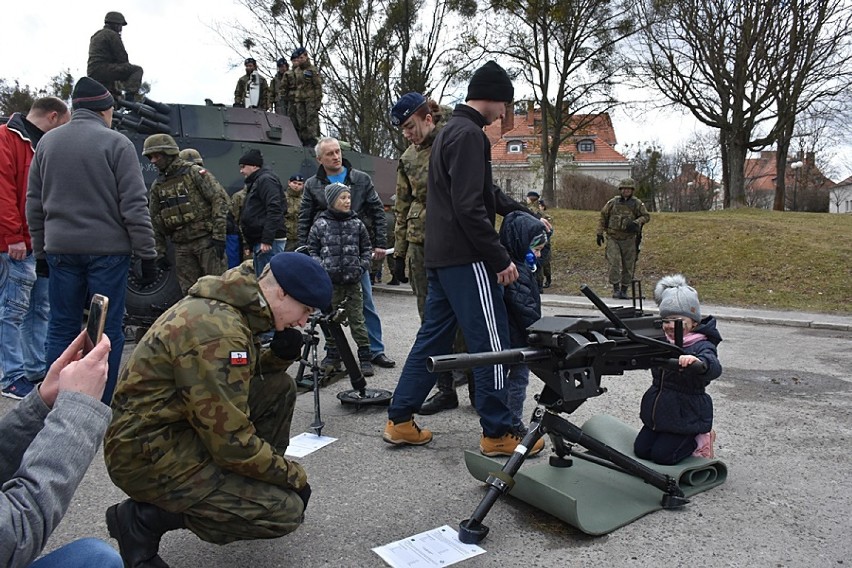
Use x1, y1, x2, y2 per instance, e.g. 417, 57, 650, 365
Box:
87, 11, 144, 102
284, 174, 305, 251
234, 58, 269, 110
596, 178, 650, 299
269, 57, 291, 115
144, 134, 230, 293
289, 47, 322, 146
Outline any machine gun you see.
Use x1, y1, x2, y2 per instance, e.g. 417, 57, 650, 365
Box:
112, 98, 172, 134
427, 284, 701, 544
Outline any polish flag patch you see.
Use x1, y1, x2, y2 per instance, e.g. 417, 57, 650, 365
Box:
230, 351, 249, 366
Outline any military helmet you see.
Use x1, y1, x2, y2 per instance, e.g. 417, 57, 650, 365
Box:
179, 148, 204, 165
618, 178, 636, 190
104, 11, 127, 26
143, 134, 180, 156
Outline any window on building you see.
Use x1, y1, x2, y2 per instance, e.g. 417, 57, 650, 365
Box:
577, 139, 595, 153
507, 140, 523, 154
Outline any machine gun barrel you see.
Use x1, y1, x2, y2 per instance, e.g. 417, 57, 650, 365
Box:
427, 347, 551, 373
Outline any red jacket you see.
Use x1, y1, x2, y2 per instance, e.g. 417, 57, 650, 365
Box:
0, 113, 35, 252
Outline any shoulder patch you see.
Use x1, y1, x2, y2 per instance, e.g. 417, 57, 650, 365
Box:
230, 351, 249, 366
199, 168, 207, 175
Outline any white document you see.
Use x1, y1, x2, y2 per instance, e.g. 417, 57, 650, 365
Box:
284, 433, 337, 458
373, 525, 486, 568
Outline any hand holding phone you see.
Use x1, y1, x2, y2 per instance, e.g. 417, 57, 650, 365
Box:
84, 294, 109, 355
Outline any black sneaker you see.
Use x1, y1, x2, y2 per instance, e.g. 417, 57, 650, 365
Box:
2, 378, 34, 400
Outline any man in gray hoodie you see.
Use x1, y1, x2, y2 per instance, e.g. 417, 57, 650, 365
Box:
26, 77, 157, 404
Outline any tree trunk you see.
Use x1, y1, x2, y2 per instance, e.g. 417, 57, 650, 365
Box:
720, 130, 731, 209
726, 134, 749, 208
773, 121, 794, 211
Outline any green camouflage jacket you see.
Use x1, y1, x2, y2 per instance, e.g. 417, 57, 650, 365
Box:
393, 107, 451, 258
104, 262, 307, 509
234, 73, 269, 110
269, 71, 291, 111
87, 27, 130, 72
149, 158, 230, 252
597, 195, 651, 240
285, 186, 302, 243
291, 59, 322, 103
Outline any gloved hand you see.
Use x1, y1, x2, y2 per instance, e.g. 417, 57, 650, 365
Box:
138, 258, 158, 287
393, 256, 408, 284
296, 482, 312, 512
36, 258, 50, 278
596, 234, 605, 247
156, 256, 171, 271
270, 327, 304, 360
209, 238, 226, 259
627, 221, 640, 233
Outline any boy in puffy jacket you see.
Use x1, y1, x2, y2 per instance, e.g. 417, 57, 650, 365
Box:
634, 274, 723, 465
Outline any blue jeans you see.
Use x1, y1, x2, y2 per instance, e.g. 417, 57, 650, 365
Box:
45, 254, 130, 404
252, 239, 287, 277
388, 263, 513, 438
507, 363, 530, 428
30, 537, 122, 568
0, 254, 49, 388
360, 270, 385, 357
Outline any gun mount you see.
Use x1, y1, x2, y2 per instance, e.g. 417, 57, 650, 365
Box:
428, 285, 693, 544
117, 97, 397, 334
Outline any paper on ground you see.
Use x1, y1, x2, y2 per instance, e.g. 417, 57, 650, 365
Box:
373, 525, 485, 567
284, 433, 337, 458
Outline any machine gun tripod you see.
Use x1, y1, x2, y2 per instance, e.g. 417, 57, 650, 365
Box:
428, 284, 700, 544
293, 302, 391, 436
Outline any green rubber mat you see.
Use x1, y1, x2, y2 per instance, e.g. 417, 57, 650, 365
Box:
465, 414, 727, 535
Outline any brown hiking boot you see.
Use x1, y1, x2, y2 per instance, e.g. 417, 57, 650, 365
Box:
383, 419, 433, 446
480, 429, 545, 457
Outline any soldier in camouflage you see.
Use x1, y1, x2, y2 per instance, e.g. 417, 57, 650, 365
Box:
87, 11, 144, 101
284, 174, 305, 251
269, 57, 291, 115
526, 191, 553, 290
596, 178, 650, 299
104, 253, 332, 567
233, 58, 269, 110
289, 47, 322, 146
143, 134, 230, 294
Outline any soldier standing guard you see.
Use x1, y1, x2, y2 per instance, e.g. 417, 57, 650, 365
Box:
290, 47, 322, 147
284, 174, 305, 251
234, 58, 269, 110
269, 57, 291, 115
596, 178, 650, 299
143, 134, 230, 293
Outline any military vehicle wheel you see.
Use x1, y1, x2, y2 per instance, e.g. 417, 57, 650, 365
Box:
124, 258, 183, 331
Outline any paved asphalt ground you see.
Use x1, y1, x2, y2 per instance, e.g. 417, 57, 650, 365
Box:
3, 284, 851, 567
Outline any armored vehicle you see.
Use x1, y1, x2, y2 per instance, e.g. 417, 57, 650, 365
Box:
115, 98, 397, 331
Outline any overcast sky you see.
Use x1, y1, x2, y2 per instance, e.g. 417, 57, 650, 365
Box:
4, 1, 847, 180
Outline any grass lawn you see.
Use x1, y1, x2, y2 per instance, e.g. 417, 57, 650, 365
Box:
543, 207, 852, 314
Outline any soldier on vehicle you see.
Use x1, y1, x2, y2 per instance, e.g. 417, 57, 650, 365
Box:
143, 134, 230, 294
87, 11, 144, 102
284, 174, 305, 251
289, 47, 322, 147
104, 253, 332, 568
596, 178, 650, 299
234, 58, 269, 110
269, 57, 291, 115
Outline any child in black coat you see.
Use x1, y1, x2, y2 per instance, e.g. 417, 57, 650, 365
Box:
634, 274, 722, 465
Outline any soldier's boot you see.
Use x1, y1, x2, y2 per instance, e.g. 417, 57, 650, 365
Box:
544, 275, 552, 288
419, 372, 459, 415
106, 499, 185, 568
388, 276, 401, 286
321, 348, 341, 371
619, 285, 629, 299
357, 347, 374, 377
612, 284, 621, 299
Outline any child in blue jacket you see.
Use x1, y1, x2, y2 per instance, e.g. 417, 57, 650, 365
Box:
498, 211, 549, 434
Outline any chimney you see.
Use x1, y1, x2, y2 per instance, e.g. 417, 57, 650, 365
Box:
501, 102, 514, 135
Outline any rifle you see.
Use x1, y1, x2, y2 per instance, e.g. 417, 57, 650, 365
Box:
427, 284, 696, 544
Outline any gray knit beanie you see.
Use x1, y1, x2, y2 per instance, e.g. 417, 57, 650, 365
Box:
325, 183, 349, 209
655, 274, 701, 323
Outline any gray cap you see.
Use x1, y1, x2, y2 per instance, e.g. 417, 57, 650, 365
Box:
655, 274, 701, 323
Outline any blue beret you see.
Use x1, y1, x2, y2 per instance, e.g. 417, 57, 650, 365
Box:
291, 46, 307, 59
244, 57, 256, 65
391, 92, 427, 126
269, 252, 332, 311
289, 174, 305, 182
527, 191, 540, 198
277, 57, 288, 66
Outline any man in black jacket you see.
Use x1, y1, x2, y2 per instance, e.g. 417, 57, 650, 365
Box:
238, 149, 287, 276
298, 138, 395, 368
382, 61, 546, 458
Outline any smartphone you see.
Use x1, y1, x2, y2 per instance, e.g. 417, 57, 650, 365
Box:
84, 294, 109, 355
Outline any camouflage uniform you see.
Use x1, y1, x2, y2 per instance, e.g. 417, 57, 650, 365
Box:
104, 262, 307, 544
269, 71, 290, 115
87, 26, 143, 95
597, 195, 650, 288
234, 73, 269, 110
290, 58, 322, 145
149, 158, 230, 293
284, 186, 302, 251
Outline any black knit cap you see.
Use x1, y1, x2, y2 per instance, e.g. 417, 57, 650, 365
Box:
239, 148, 263, 167
71, 77, 115, 111
466, 61, 513, 103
